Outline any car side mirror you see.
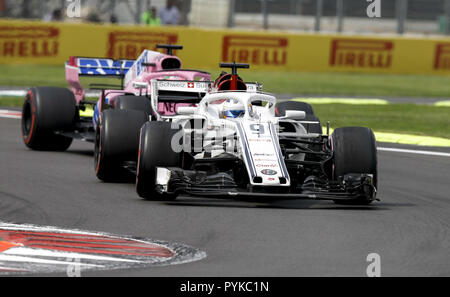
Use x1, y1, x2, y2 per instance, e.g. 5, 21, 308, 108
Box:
282, 110, 306, 120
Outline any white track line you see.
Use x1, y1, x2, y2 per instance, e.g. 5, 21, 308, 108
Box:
378, 147, 450, 158
4, 247, 141, 263
0, 110, 21, 119
0, 266, 28, 272
0, 254, 102, 267
0, 90, 26, 97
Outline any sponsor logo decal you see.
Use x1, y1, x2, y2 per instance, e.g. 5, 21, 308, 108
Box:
248, 138, 272, 142
77, 58, 134, 76
222, 35, 288, 66
330, 39, 393, 69
108, 31, 178, 60
158, 81, 209, 92
256, 164, 277, 168
0, 26, 59, 59
159, 81, 188, 88
0, 222, 205, 275
253, 153, 274, 157
434, 43, 450, 70
261, 169, 277, 175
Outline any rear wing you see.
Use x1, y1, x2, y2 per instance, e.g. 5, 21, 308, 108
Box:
151, 79, 207, 101
65, 57, 134, 103
150, 80, 209, 119
67, 57, 135, 77
151, 80, 262, 97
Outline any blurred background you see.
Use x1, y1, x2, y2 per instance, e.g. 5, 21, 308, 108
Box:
1, 0, 450, 35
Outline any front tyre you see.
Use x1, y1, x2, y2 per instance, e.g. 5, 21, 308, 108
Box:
136, 121, 182, 200
95, 109, 147, 182
331, 127, 377, 205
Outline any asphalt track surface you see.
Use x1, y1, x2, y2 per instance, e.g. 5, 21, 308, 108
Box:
1, 117, 449, 277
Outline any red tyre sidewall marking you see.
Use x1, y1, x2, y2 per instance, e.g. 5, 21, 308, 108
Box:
95, 119, 103, 175
135, 125, 144, 190
330, 134, 335, 180
24, 90, 36, 144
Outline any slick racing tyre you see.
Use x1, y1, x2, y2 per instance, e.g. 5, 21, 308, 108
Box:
114, 95, 154, 119
136, 121, 182, 201
275, 101, 322, 134
95, 109, 147, 182
331, 127, 377, 205
22, 87, 76, 151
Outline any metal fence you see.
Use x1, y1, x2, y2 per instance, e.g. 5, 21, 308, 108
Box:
230, 0, 450, 34
235, 0, 444, 19
1, 0, 449, 35
0, 0, 190, 25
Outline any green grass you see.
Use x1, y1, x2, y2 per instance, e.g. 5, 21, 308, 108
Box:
312, 103, 450, 139
0, 97, 23, 107
2, 65, 450, 98
0, 65, 119, 89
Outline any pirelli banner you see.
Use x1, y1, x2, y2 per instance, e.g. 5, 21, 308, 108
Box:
1, 19, 450, 75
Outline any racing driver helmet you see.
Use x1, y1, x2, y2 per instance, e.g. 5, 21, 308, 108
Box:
214, 71, 247, 91
222, 99, 245, 118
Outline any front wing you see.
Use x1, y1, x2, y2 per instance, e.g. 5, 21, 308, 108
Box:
154, 167, 377, 202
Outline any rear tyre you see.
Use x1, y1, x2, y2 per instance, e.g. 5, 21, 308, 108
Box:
136, 121, 182, 201
276, 101, 314, 116
275, 101, 322, 134
114, 95, 154, 118
331, 127, 377, 205
95, 109, 147, 182
21, 87, 76, 151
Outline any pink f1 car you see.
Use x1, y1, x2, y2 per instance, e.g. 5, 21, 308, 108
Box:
21, 45, 211, 159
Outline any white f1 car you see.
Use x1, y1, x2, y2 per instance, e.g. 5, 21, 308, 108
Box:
132, 63, 378, 205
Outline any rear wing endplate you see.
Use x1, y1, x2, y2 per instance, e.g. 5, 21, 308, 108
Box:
65, 57, 135, 103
